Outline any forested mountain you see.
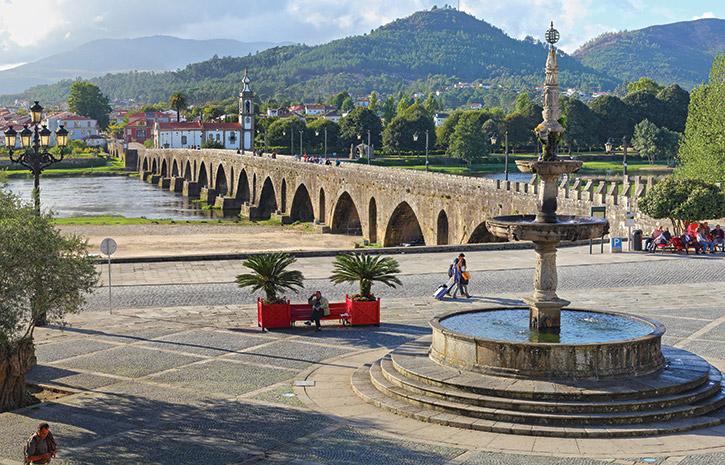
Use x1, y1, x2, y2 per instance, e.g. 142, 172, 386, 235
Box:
2, 8, 615, 106
574, 18, 725, 89
0, 36, 284, 94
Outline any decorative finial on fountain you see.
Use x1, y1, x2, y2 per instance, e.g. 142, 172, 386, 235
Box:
535, 21, 564, 162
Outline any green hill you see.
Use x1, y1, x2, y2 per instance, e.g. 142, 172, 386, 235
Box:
574, 18, 725, 89
3, 8, 615, 106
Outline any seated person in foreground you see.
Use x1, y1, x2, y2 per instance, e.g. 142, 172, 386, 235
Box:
645, 225, 663, 251
306, 290, 330, 331
652, 228, 672, 251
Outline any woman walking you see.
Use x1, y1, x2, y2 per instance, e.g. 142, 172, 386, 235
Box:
451, 253, 471, 298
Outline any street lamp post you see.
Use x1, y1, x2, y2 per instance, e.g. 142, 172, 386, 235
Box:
283, 129, 294, 157
413, 130, 430, 171
299, 129, 304, 157
621, 136, 629, 177
315, 127, 328, 159
4, 101, 69, 213
495, 130, 509, 181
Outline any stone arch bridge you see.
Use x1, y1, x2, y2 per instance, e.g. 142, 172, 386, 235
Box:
139, 149, 647, 246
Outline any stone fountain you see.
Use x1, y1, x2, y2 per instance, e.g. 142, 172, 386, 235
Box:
352, 22, 725, 437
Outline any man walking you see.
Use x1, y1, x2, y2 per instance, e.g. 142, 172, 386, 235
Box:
25, 423, 56, 464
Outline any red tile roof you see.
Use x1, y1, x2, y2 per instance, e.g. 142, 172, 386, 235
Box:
156, 121, 241, 131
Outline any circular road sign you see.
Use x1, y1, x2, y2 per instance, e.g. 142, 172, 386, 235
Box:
100, 238, 118, 256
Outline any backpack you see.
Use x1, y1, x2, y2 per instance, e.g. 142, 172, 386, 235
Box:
447, 257, 459, 277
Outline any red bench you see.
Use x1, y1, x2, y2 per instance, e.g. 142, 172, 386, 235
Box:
290, 302, 350, 326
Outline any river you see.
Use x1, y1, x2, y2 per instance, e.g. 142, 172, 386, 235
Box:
1, 176, 226, 220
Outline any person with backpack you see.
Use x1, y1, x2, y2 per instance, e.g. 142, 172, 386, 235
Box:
451, 254, 471, 299
24, 423, 56, 464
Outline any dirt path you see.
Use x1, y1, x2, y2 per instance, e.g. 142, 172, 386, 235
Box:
60, 223, 358, 258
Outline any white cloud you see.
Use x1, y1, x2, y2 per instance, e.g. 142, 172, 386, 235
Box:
692, 12, 716, 20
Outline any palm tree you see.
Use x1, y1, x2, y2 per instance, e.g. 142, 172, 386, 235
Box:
169, 92, 187, 122
329, 253, 401, 300
236, 253, 304, 304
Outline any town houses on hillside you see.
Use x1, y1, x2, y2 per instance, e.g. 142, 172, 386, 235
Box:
124, 111, 174, 144
154, 121, 242, 150
44, 112, 100, 144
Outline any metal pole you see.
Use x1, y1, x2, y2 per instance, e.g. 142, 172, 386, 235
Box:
504, 130, 509, 181
324, 127, 328, 159
290, 130, 293, 156
367, 130, 371, 161
425, 130, 429, 171
107, 254, 113, 314
299, 130, 303, 157
622, 137, 628, 177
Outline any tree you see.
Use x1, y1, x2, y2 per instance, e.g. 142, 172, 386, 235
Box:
447, 114, 489, 163
330, 91, 350, 110
589, 95, 633, 143
329, 253, 401, 300
0, 190, 97, 411
340, 96, 354, 113
626, 77, 664, 95
235, 253, 304, 304
267, 116, 306, 153
67, 81, 112, 129
656, 84, 690, 133
632, 119, 660, 163
623, 90, 666, 128
423, 93, 440, 115
382, 103, 436, 152
168, 92, 187, 122
307, 118, 340, 154
678, 53, 725, 184
396, 94, 414, 115
504, 111, 537, 150
560, 96, 600, 151
514, 91, 535, 114
368, 91, 379, 112
381, 96, 396, 123
338, 107, 383, 149
640, 177, 725, 234
436, 110, 464, 148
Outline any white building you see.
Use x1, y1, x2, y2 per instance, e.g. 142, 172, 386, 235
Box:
45, 112, 99, 142
154, 121, 242, 150
434, 112, 449, 127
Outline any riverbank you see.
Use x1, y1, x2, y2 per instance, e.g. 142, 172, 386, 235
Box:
0, 158, 129, 179
60, 223, 358, 258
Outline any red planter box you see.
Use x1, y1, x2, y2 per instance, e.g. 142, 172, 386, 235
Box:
257, 298, 291, 330
346, 295, 380, 326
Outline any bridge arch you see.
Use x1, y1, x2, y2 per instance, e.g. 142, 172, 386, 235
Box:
318, 188, 326, 224
384, 201, 424, 247
252, 174, 257, 204
142, 158, 148, 171
280, 179, 287, 212
368, 197, 378, 244
437, 210, 449, 245
183, 160, 192, 180
331, 192, 362, 235
290, 184, 314, 222
171, 159, 179, 177
160, 159, 168, 177
215, 165, 228, 196
151, 158, 158, 173
235, 169, 250, 203
257, 177, 277, 219
198, 162, 209, 187
468, 222, 497, 243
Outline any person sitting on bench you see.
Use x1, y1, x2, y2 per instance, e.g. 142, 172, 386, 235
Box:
306, 291, 330, 331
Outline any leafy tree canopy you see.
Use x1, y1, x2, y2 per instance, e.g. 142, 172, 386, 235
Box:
339, 107, 383, 148
626, 77, 664, 95
67, 81, 112, 128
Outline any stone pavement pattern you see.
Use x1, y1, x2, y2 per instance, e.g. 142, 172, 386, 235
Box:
0, 248, 723, 464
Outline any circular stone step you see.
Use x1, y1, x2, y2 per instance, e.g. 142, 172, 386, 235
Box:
369, 358, 725, 426
391, 337, 713, 402
379, 356, 723, 414
352, 361, 725, 438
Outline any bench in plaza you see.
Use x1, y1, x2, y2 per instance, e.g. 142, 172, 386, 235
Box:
257, 296, 380, 330
290, 302, 350, 326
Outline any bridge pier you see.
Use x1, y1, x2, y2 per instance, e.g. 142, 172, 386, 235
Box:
183, 181, 200, 198
141, 170, 152, 182
158, 177, 171, 189
148, 174, 161, 185
200, 187, 218, 205
214, 196, 242, 213
169, 177, 185, 193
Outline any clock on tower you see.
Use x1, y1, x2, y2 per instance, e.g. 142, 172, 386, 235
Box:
239, 69, 255, 153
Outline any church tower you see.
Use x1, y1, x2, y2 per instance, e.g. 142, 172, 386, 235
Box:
239, 69, 255, 152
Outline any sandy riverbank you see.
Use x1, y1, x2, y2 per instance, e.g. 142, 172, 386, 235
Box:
60, 223, 359, 258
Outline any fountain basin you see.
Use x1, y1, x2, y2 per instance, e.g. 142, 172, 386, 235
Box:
430, 308, 665, 379
486, 215, 609, 242
516, 159, 582, 176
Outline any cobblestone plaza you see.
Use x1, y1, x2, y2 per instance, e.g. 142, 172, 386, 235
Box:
1, 246, 723, 464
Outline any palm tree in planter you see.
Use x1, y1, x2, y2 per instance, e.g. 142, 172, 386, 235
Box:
329, 253, 401, 326
236, 253, 304, 330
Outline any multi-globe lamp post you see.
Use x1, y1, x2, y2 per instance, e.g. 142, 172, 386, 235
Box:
4, 101, 69, 213
489, 130, 510, 181
315, 127, 327, 159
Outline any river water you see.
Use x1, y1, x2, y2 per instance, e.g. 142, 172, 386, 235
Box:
1, 176, 222, 220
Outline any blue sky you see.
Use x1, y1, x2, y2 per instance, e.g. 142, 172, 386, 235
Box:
0, 0, 722, 67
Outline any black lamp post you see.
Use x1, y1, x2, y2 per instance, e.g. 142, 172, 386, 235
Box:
621, 136, 629, 177
4, 101, 69, 213
492, 130, 509, 181
315, 127, 328, 159
413, 130, 429, 171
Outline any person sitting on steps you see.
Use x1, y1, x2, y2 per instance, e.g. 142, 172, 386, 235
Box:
305, 290, 330, 331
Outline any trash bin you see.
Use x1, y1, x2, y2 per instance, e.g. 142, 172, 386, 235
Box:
610, 237, 623, 253
632, 229, 643, 251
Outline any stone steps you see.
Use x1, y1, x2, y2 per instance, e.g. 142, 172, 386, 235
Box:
352, 361, 725, 438
370, 358, 725, 426
380, 356, 723, 414
391, 339, 713, 402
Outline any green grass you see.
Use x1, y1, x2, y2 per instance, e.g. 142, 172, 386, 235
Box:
0, 158, 127, 179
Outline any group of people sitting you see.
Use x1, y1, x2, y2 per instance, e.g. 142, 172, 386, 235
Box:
295, 153, 338, 166
645, 222, 724, 254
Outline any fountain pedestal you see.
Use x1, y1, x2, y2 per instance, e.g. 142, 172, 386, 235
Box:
526, 240, 568, 332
